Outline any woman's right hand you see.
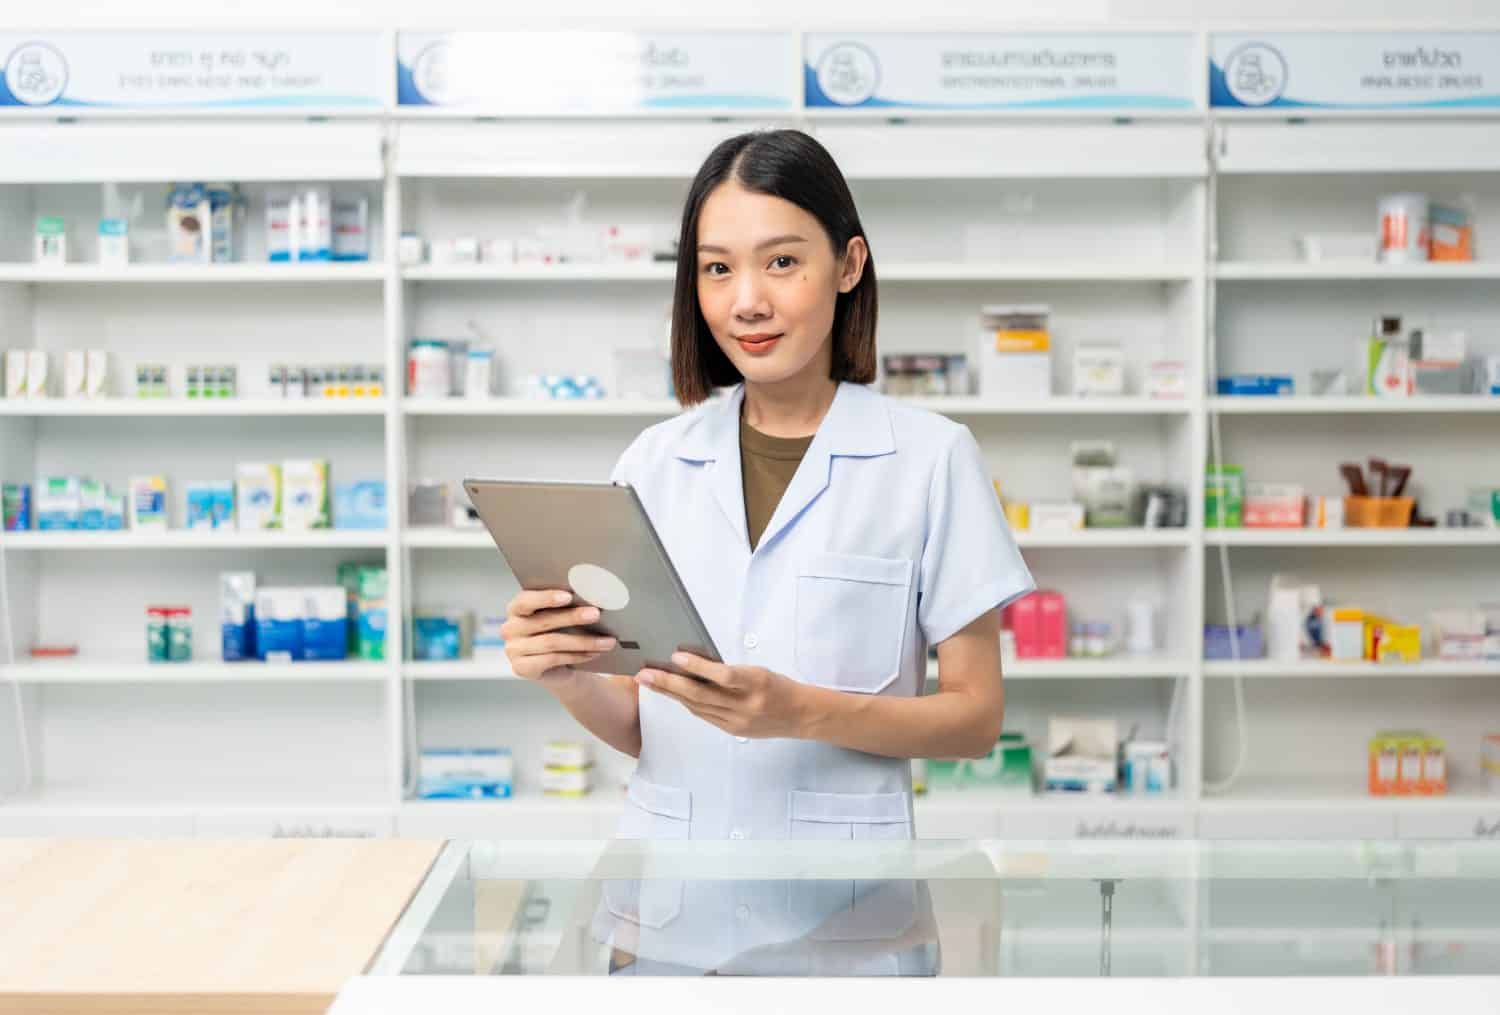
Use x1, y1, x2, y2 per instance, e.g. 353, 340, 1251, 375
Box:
500, 589, 617, 685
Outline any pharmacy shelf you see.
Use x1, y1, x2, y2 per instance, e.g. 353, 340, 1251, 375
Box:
0, 659, 389, 684
1204, 660, 1500, 680
402, 398, 681, 417
0, 398, 386, 417
1016, 529, 1194, 549
916, 788, 1189, 816
401, 262, 1197, 284
900, 396, 1192, 416
402, 657, 1192, 683
401, 527, 1194, 551
1200, 777, 1499, 815
1209, 396, 1500, 415
402, 528, 492, 550
0, 530, 391, 550
0, 785, 392, 819
0, 263, 387, 284
1203, 529, 1500, 548
401, 396, 1193, 418
1214, 261, 1500, 281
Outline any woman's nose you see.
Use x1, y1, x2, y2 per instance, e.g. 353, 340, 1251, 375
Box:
731, 274, 772, 320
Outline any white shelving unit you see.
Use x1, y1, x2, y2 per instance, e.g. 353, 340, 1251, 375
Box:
1, 41, 1497, 846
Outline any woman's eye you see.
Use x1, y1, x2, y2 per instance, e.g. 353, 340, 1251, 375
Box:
702, 262, 729, 276
770, 255, 797, 270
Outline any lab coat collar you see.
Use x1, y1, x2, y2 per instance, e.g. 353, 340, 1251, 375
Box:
674, 382, 896, 554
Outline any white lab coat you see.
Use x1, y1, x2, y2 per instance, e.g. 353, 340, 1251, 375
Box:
607, 380, 1035, 842
596, 381, 1034, 970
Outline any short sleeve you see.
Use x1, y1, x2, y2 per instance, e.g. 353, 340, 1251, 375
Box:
609, 433, 643, 486
917, 426, 1036, 646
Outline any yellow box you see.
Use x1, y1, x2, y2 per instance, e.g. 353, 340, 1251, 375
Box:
992, 330, 1050, 354
1004, 502, 1030, 531
1376, 624, 1422, 664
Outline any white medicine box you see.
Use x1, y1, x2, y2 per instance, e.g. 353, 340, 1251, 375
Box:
1072, 345, 1125, 397
977, 305, 1052, 400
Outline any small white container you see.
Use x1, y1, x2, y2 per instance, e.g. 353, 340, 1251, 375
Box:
407, 340, 451, 398
4, 350, 27, 398
98, 218, 130, 266
63, 351, 87, 399
1378, 193, 1430, 264
26, 350, 49, 398
85, 350, 110, 398
398, 232, 425, 265
464, 347, 495, 399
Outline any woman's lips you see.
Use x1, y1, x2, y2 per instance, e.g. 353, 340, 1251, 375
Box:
736, 333, 782, 356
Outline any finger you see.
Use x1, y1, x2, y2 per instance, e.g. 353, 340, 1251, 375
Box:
514, 631, 617, 657
505, 604, 601, 639
515, 651, 606, 678
636, 668, 733, 708
670, 652, 737, 689
513, 588, 574, 617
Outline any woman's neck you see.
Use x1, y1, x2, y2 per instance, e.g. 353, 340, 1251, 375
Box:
741, 371, 839, 439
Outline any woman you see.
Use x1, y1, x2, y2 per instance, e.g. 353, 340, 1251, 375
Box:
501, 129, 1034, 844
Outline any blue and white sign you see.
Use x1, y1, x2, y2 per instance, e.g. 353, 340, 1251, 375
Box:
1211, 33, 1500, 110
0, 33, 383, 111
804, 33, 1198, 111
397, 32, 796, 112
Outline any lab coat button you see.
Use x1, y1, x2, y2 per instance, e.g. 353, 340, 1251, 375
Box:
743, 633, 758, 650
729, 828, 746, 839
736, 905, 751, 921
735, 736, 749, 743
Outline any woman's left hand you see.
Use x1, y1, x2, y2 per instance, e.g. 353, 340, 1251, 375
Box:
635, 652, 807, 740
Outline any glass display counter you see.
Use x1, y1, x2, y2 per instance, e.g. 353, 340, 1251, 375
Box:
330, 839, 1500, 1013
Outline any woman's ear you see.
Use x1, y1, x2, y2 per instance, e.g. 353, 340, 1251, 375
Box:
837, 235, 868, 294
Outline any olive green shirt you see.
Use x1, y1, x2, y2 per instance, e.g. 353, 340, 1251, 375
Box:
739, 417, 815, 551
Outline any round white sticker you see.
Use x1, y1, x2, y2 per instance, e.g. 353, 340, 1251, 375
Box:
568, 563, 630, 612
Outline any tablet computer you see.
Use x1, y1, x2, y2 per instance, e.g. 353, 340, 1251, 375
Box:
463, 478, 721, 679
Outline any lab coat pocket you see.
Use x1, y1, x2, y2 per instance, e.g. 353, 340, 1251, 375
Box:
796, 553, 913, 694
606, 776, 691, 929
787, 790, 912, 932
618, 774, 692, 840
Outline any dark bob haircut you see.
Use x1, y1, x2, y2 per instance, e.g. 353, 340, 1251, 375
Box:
671, 129, 878, 406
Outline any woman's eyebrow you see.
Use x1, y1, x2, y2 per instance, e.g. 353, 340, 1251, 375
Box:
696, 234, 810, 254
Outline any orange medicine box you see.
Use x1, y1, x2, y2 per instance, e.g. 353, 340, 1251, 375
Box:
1369, 732, 1401, 795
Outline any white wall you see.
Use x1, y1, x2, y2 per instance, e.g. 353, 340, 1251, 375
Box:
21, 0, 1500, 30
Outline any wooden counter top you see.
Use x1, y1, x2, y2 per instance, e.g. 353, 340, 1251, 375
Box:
0, 838, 444, 1014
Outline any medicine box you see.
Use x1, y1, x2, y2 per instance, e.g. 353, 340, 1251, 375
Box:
35, 216, 66, 264
1072, 345, 1125, 397
5, 350, 27, 398
128, 476, 169, 530
27, 350, 49, 398
255, 587, 305, 662
236, 463, 282, 531
1244, 483, 1306, 528
1482, 735, 1500, 794
543, 741, 593, 769
221, 572, 257, 662
63, 351, 87, 399
926, 732, 1034, 796
36, 477, 83, 530
282, 459, 330, 530
355, 567, 388, 661
79, 479, 108, 530
413, 610, 472, 661
2, 484, 30, 531
185, 481, 235, 531
1044, 717, 1119, 794
978, 304, 1051, 399
542, 767, 593, 796
473, 615, 507, 661
1205, 464, 1244, 528
1217, 374, 1294, 397
333, 481, 387, 531
331, 195, 370, 262
301, 586, 349, 661
419, 748, 514, 800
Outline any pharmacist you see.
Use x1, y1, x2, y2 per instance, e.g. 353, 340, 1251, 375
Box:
502, 129, 1034, 845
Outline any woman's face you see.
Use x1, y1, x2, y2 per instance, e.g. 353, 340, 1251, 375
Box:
694, 180, 866, 388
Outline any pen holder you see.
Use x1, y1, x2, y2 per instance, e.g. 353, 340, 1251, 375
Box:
1345, 495, 1414, 528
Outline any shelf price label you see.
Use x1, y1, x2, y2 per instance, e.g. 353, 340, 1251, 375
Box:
1211, 32, 1500, 110
804, 33, 1199, 112
396, 32, 797, 113
0, 32, 385, 112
